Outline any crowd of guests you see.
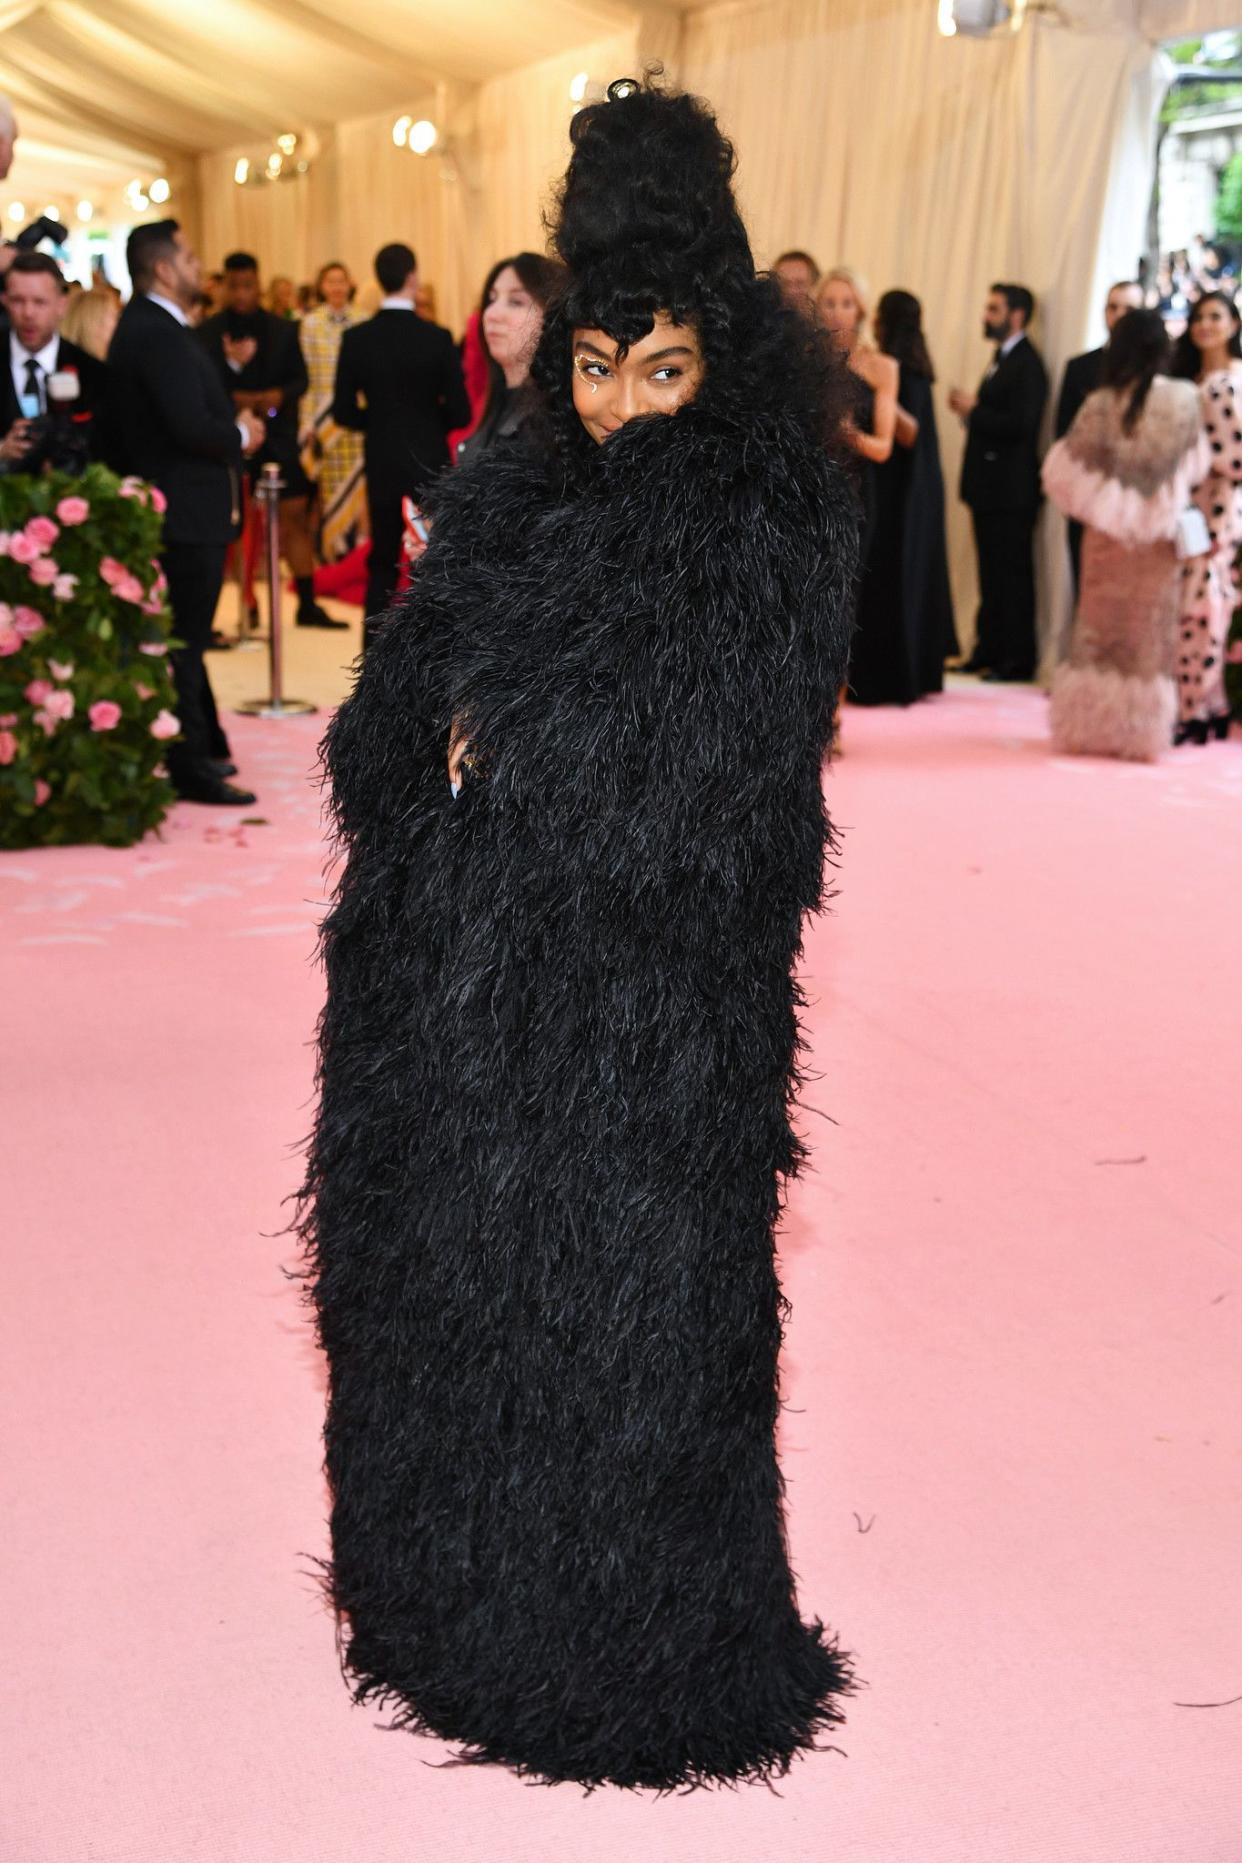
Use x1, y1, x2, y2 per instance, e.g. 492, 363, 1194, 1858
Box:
3, 203, 1236, 810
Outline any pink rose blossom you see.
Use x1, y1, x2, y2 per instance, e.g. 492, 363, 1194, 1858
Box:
24, 679, 53, 705
43, 689, 74, 723
33, 779, 50, 805
53, 574, 78, 601
118, 477, 145, 501
48, 660, 74, 681
27, 558, 60, 587
0, 532, 12, 556
8, 533, 41, 564
55, 496, 90, 525
14, 607, 46, 638
99, 557, 127, 587
133, 682, 155, 700
115, 574, 145, 604
0, 627, 19, 657
89, 700, 122, 732
139, 641, 168, 656
149, 486, 167, 515
149, 709, 180, 740
33, 708, 58, 736
0, 712, 15, 725
0, 729, 16, 765
24, 516, 60, 552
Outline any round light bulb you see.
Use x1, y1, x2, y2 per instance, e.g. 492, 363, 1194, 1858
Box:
149, 177, 170, 203
234, 158, 250, 185
7, 201, 25, 223
408, 119, 437, 155
76, 200, 94, 223
393, 114, 412, 148
569, 71, 589, 102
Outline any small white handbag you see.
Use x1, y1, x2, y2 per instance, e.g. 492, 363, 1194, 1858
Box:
1175, 506, 1211, 560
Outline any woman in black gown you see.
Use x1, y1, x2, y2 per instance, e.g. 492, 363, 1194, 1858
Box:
849, 289, 958, 704
298, 78, 860, 1791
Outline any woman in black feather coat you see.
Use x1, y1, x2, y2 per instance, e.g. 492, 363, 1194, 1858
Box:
297, 77, 861, 1791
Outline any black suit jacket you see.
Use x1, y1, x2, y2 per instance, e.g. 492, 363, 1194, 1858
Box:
1, 333, 108, 451
105, 295, 242, 545
332, 309, 470, 499
959, 334, 1049, 512
1054, 345, 1104, 440
198, 308, 306, 476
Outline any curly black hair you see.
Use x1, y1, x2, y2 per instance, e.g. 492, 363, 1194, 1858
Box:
530, 74, 850, 469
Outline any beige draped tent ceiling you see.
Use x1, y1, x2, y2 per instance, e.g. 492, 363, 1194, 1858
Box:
0, 0, 1236, 651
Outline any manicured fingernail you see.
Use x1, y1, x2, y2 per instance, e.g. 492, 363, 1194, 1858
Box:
450, 781, 460, 799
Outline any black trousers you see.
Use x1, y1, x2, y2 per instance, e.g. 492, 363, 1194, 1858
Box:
160, 539, 230, 786
1067, 518, 1084, 602
364, 490, 405, 650
971, 506, 1038, 677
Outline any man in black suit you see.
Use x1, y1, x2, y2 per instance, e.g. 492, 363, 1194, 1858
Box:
199, 251, 343, 631
950, 282, 1049, 682
0, 252, 107, 470
333, 241, 470, 644
106, 220, 265, 806
1054, 279, 1143, 594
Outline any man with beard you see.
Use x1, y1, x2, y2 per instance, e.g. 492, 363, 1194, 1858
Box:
950, 282, 1049, 681
199, 251, 345, 631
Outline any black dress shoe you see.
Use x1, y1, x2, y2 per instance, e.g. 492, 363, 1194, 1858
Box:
1173, 718, 1209, 746
208, 758, 238, 778
982, 666, 1033, 682
295, 603, 350, 630
956, 653, 991, 674
174, 775, 258, 806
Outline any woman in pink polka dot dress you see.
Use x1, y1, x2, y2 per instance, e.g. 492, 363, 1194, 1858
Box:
1173, 291, 1242, 744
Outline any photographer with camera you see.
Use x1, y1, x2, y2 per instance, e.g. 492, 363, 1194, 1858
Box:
0, 253, 106, 473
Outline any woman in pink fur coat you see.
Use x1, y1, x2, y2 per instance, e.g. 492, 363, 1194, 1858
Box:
1043, 309, 1208, 761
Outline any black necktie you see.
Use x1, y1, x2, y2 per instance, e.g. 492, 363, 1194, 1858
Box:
24, 357, 42, 411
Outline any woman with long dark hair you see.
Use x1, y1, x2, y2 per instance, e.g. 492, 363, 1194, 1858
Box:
298, 77, 859, 1790
1043, 309, 1207, 759
1169, 290, 1242, 741
849, 288, 957, 704
455, 252, 564, 466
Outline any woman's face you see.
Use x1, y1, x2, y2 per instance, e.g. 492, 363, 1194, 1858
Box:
320, 266, 352, 312
817, 278, 862, 339
571, 313, 705, 443
1190, 298, 1239, 351
482, 265, 543, 375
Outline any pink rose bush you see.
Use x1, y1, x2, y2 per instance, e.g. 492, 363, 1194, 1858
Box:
0, 463, 177, 848
24, 516, 60, 552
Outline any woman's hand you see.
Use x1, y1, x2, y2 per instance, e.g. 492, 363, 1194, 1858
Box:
447, 716, 471, 797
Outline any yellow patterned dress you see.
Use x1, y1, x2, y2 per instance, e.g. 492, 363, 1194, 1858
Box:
299, 303, 367, 560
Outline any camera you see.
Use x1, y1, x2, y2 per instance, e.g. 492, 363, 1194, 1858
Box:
17, 367, 90, 475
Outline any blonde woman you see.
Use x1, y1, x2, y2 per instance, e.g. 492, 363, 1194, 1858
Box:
61, 288, 119, 361
298, 261, 366, 560
817, 267, 898, 550
817, 266, 897, 738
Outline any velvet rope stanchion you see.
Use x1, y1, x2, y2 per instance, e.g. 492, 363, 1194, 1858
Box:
235, 463, 316, 721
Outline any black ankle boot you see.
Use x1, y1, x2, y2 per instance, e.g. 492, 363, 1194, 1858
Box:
1209, 710, 1233, 741
1174, 718, 1210, 746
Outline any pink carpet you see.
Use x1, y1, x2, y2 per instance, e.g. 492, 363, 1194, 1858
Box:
3, 685, 1239, 1862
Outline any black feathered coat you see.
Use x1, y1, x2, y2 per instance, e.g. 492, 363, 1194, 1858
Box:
299, 397, 859, 1791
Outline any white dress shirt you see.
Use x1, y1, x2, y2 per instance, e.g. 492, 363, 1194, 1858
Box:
379, 295, 415, 312
11, 331, 60, 413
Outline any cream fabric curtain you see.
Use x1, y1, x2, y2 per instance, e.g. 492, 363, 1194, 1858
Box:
676, 0, 1166, 667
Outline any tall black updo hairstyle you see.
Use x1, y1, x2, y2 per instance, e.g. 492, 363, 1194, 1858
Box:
531, 73, 849, 466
